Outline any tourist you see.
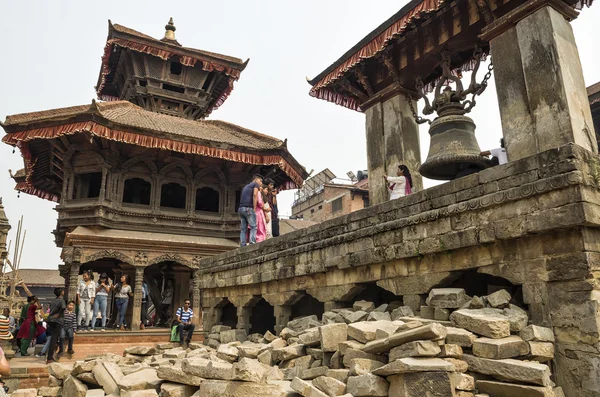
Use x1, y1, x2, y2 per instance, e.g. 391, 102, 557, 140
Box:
384, 164, 413, 200
45, 288, 66, 364
16, 293, 42, 356
0, 316, 11, 377
114, 275, 133, 331
175, 299, 195, 347
77, 271, 96, 332
141, 281, 150, 330
480, 138, 508, 166
60, 301, 77, 356
238, 174, 263, 246
3, 310, 15, 338
267, 182, 280, 238
263, 185, 273, 239
91, 273, 110, 331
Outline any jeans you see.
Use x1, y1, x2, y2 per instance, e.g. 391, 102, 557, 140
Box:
179, 323, 195, 343
78, 298, 93, 329
115, 298, 129, 327
92, 295, 108, 330
46, 322, 61, 361
59, 328, 74, 352
239, 207, 257, 246
40, 338, 51, 355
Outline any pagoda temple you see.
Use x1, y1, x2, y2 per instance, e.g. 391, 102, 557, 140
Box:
1, 19, 308, 330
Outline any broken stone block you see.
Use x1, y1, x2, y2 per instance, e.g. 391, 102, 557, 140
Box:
37, 386, 62, 397
527, 342, 555, 362
329, 351, 342, 369
455, 392, 475, 397
348, 320, 401, 344
469, 296, 485, 309
258, 349, 273, 366
207, 338, 220, 349
299, 328, 322, 347
402, 295, 426, 314
388, 340, 441, 360
63, 375, 88, 397
322, 311, 345, 324
373, 357, 455, 376
264, 330, 277, 342
476, 380, 555, 397
217, 344, 240, 363
157, 366, 203, 386
363, 323, 447, 354
200, 379, 287, 397
313, 375, 347, 397
182, 358, 233, 380
367, 311, 392, 321
307, 347, 324, 360
453, 373, 475, 391
343, 310, 368, 324
434, 308, 450, 321
49, 362, 74, 380
164, 348, 187, 359
486, 290, 511, 309
339, 340, 365, 355
281, 328, 299, 339
272, 344, 306, 362
353, 300, 375, 312
326, 369, 350, 383
462, 355, 553, 386
553, 386, 565, 397
445, 327, 478, 347
342, 348, 386, 367
301, 366, 329, 380
502, 305, 528, 332
77, 372, 98, 386
439, 343, 463, 358
92, 361, 123, 395
160, 382, 198, 397
391, 306, 415, 320
319, 323, 348, 352
288, 316, 321, 333
348, 358, 385, 375
373, 304, 388, 312
387, 371, 455, 397
220, 329, 247, 344
520, 325, 555, 343
117, 368, 162, 391
346, 374, 389, 397
426, 288, 469, 308
442, 357, 468, 372
291, 377, 329, 397
11, 390, 38, 397
211, 325, 232, 333
450, 309, 511, 339
420, 306, 435, 319
237, 343, 264, 359
472, 335, 530, 359
232, 357, 269, 383
125, 346, 157, 356
311, 360, 323, 368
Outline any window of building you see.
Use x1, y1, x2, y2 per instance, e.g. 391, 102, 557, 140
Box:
202, 72, 215, 90
195, 187, 219, 212
332, 197, 343, 213
318, 205, 323, 210
73, 172, 102, 199
169, 61, 183, 75
311, 209, 315, 214
123, 178, 151, 205
160, 182, 187, 209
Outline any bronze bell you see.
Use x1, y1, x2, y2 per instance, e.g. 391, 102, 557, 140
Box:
415, 49, 493, 180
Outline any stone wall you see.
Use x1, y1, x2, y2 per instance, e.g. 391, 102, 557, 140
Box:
198, 144, 600, 396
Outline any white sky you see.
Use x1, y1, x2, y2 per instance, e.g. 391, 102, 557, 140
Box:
0, 1, 599, 269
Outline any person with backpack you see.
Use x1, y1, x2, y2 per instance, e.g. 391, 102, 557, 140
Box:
175, 299, 195, 348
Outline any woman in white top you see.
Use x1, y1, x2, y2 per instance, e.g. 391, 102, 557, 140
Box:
384, 164, 413, 200
114, 275, 133, 331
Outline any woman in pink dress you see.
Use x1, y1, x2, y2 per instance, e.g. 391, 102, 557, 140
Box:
247, 185, 268, 243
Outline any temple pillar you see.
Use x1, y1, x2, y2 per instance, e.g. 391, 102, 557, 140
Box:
273, 305, 292, 335
482, 0, 597, 161
263, 291, 305, 335
67, 263, 80, 303
131, 267, 144, 331
192, 270, 201, 327
236, 307, 251, 334
364, 93, 422, 205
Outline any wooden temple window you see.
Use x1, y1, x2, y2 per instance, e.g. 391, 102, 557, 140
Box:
202, 72, 215, 91
138, 80, 148, 87
195, 187, 219, 213
169, 61, 183, 76
73, 172, 102, 199
160, 182, 187, 209
123, 178, 152, 206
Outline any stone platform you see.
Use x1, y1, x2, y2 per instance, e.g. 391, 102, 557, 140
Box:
198, 144, 600, 396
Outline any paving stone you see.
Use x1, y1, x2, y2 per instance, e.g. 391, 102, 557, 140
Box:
63, 375, 88, 397
346, 374, 389, 397
520, 325, 555, 343
472, 335, 530, 359
388, 340, 441, 360
373, 357, 455, 376
426, 288, 469, 308
117, 368, 162, 391
348, 358, 385, 375
319, 323, 348, 352
476, 380, 555, 396
160, 382, 199, 397
439, 344, 463, 358
157, 366, 204, 386
445, 327, 478, 347
272, 344, 306, 362
199, 379, 287, 397
527, 341, 555, 362
353, 300, 375, 312
463, 354, 553, 386
453, 373, 475, 391
450, 309, 511, 338
291, 377, 329, 397
387, 371, 455, 397
217, 344, 240, 363
232, 357, 269, 383
391, 306, 415, 320
348, 321, 403, 343
486, 290, 512, 308
313, 375, 347, 397
363, 323, 447, 354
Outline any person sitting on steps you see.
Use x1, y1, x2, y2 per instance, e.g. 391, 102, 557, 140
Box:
176, 299, 195, 348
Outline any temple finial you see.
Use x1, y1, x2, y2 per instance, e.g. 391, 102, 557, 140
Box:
164, 17, 176, 41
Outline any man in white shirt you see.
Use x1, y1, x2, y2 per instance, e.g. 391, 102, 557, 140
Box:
480, 138, 508, 166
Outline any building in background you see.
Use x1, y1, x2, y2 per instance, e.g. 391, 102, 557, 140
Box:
6, 270, 64, 304
589, 82, 600, 147
291, 169, 369, 223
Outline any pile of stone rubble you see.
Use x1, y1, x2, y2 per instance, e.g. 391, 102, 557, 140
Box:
11, 288, 565, 397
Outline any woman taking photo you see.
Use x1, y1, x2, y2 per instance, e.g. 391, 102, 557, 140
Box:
16, 295, 43, 356
384, 164, 413, 200
91, 273, 111, 331
114, 275, 133, 331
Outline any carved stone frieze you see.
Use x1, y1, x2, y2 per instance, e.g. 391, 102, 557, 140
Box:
83, 249, 133, 265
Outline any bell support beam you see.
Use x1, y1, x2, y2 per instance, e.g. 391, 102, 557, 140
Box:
481, 0, 598, 161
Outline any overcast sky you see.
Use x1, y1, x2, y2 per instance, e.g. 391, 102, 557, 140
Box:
0, 1, 599, 270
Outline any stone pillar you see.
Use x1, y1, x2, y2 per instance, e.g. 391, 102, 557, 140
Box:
67, 263, 80, 303
482, 0, 597, 161
365, 93, 422, 206
192, 270, 201, 327
236, 306, 251, 334
131, 267, 144, 331
263, 291, 305, 335
202, 307, 220, 342
306, 284, 366, 309
273, 305, 292, 335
